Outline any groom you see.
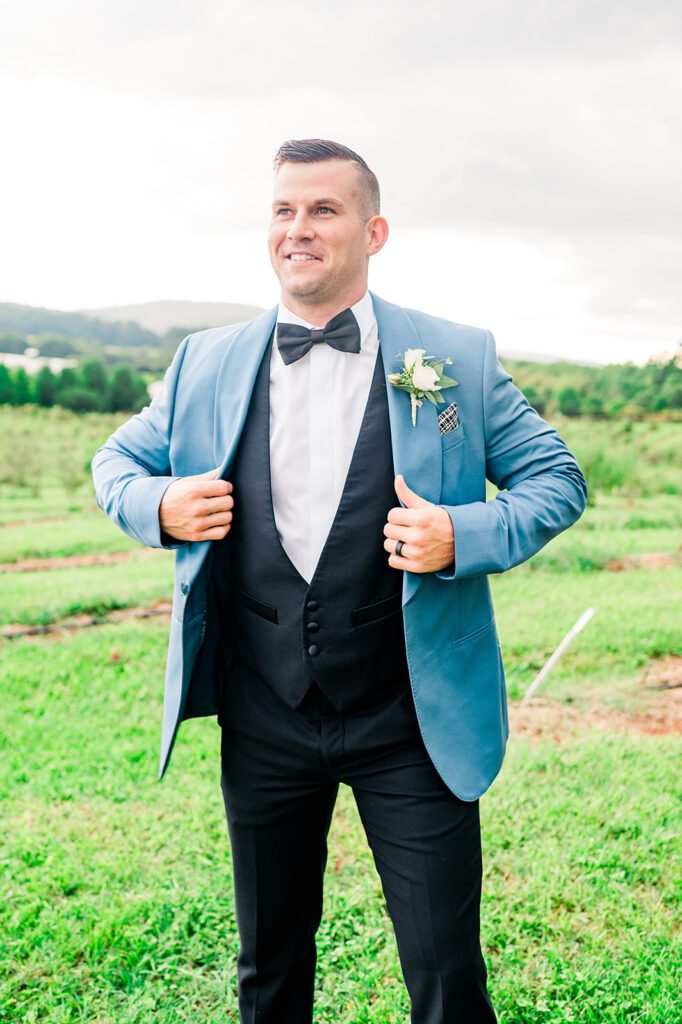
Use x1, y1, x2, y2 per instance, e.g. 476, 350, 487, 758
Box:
92, 138, 587, 1022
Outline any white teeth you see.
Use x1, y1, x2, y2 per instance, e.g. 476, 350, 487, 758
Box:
289, 254, 316, 261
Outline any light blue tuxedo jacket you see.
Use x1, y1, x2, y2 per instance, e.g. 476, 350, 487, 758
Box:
91, 291, 587, 801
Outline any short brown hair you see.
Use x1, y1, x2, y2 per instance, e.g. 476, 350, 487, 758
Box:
273, 138, 380, 221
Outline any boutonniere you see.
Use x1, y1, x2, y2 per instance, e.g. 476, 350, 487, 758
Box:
387, 348, 458, 426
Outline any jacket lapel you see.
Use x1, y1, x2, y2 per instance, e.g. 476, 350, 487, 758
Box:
372, 291, 442, 605
213, 304, 278, 473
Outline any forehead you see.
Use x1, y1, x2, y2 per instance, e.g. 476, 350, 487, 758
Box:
272, 159, 360, 203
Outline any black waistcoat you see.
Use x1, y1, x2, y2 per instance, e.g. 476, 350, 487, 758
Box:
211, 329, 410, 712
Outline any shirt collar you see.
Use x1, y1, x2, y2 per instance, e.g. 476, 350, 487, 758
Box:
276, 289, 376, 349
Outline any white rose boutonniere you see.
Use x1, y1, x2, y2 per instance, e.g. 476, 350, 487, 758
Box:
387, 348, 458, 426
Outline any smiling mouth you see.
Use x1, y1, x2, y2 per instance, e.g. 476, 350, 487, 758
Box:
285, 253, 321, 261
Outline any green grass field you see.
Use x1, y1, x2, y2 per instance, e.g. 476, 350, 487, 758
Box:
1, 408, 680, 1023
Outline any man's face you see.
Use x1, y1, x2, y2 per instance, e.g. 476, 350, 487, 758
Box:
268, 159, 378, 310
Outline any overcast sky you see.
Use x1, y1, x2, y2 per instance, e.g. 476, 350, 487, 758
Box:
1, 1, 680, 363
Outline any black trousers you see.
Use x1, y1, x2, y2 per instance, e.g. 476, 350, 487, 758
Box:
218, 659, 497, 1024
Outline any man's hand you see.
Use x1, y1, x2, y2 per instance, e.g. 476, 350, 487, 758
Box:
383, 474, 455, 573
159, 468, 234, 543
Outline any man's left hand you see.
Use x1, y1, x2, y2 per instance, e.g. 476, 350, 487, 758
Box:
384, 474, 455, 573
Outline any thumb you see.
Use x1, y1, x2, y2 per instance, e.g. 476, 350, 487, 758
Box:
394, 473, 430, 508
197, 467, 221, 478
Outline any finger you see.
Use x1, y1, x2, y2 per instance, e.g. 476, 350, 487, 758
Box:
386, 505, 421, 527
394, 473, 430, 508
383, 522, 418, 541
383, 537, 411, 559
201, 493, 234, 512
388, 551, 419, 571
195, 479, 233, 497
198, 523, 232, 540
199, 510, 233, 528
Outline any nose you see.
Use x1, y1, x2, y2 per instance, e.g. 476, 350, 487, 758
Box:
286, 209, 314, 241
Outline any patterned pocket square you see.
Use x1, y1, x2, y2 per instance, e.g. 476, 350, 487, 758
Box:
437, 401, 459, 436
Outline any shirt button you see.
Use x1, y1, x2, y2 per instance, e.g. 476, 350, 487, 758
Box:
308, 644, 320, 656
307, 621, 319, 633
306, 599, 319, 611
180, 582, 190, 595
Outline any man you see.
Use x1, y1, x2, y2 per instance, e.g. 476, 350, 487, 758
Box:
92, 138, 587, 1023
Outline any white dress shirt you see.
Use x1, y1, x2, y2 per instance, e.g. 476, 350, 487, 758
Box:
269, 289, 379, 584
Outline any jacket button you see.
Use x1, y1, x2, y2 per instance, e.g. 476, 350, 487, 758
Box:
180, 582, 190, 595
308, 644, 320, 656
306, 599, 319, 611
307, 621, 319, 633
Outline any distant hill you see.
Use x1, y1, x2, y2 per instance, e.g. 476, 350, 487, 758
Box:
1, 300, 603, 366
0, 300, 267, 349
500, 348, 603, 368
0, 303, 161, 347
79, 300, 266, 334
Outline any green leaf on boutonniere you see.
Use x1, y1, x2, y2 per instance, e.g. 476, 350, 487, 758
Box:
386, 348, 459, 426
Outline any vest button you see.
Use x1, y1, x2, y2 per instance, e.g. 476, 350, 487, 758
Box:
307, 621, 319, 633
308, 644, 320, 656
306, 599, 319, 611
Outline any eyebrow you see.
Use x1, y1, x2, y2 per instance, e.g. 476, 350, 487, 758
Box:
271, 196, 345, 209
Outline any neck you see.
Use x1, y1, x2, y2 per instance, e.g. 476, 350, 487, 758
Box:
280, 284, 368, 327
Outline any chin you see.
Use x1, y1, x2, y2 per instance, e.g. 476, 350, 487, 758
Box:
285, 279, 328, 299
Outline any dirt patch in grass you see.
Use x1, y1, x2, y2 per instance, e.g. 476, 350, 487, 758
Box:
0, 600, 172, 639
510, 656, 682, 742
639, 654, 682, 689
1, 515, 71, 529
604, 551, 680, 571
0, 550, 154, 573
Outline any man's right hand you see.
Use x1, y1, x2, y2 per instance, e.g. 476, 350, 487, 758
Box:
159, 467, 234, 543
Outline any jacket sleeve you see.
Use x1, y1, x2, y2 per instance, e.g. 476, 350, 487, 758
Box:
435, 330, 588, 580
90, 335, 192, 549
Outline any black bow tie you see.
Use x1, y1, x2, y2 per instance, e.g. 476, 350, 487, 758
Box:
276, 307, 361, 365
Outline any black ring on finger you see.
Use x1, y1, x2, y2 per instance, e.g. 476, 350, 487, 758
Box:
395, 539, 405, 557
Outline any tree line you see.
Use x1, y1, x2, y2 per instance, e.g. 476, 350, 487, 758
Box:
0, 360, 150, 413
511, 349, 681, 418
1, 344, 680, 419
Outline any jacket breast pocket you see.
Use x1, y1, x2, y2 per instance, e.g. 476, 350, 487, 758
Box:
441, 417, 466, 453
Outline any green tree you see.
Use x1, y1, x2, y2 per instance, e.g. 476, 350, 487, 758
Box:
57, 387, 102, 413
55, 367, 79, 394
0, 364, 13, 404
80, 359, 108, 395
557, 386, 582, 417
107, 366, 147, 412
583, 394, 606, 417
12, 367, 33, 405
35, 366, 57, 407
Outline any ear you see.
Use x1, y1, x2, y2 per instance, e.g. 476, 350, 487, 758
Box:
366, 215, 389, 257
